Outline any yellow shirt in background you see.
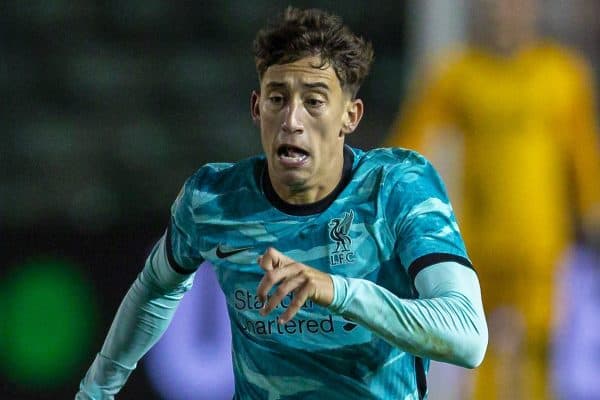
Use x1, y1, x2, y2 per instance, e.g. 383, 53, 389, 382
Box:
387, 43, 600, 276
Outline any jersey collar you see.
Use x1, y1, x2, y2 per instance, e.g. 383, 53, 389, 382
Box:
261, 145, 354, 216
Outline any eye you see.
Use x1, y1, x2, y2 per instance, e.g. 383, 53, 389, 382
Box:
268, 95, 284, 106
305, 98, 325, 108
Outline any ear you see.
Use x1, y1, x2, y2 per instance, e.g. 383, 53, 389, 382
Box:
340, 98, 364, 136
250, 91, 260, 126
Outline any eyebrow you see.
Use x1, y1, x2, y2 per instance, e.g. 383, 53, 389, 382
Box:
264, 81, 331, 91
303, 82, 330, 91
265, 82, 287, 90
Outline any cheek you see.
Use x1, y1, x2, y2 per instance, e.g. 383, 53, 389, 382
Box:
312, 123, 343, 156
258, 124, 272, 151
319, 115, 345, 140
259, 115, 277, 137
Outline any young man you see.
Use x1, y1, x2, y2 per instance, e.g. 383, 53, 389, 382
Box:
77, 7, 487, 400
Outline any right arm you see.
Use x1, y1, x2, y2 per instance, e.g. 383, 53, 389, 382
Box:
76, 233, 197, 399
76, 175, 203, 399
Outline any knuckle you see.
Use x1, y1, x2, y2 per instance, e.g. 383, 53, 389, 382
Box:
301, 271, 314, 284
275, 286, 287, 297
265, 270, 277, 282
291, 298, 304, 308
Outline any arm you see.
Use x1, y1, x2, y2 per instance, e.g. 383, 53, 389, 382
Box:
329, 261, 487, 368
257, 250, 486, 369
76, 234, 196, 400
76, 172, 204, 399
257, 153, 487, 368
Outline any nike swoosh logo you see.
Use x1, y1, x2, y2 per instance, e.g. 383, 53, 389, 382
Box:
216, 244, 252, 258
343, 322, 358, 331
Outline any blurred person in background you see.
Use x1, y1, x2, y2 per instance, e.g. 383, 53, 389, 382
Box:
386, 0, 600, 399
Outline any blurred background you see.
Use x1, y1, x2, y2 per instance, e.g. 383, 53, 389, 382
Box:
1, 0, 599, 399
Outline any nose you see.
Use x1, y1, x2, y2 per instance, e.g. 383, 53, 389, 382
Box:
281, 100, 304, 134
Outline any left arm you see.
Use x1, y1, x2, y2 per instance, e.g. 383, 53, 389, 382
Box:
257, 249, 487, 368
329, 261, 487, 368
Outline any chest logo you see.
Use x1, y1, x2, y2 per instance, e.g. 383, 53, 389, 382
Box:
216, 244, 252, 259
328, 209, 356, 266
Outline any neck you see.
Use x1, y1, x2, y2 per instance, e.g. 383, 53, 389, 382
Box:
262, 146, 354, 215
272, 160, 344, 205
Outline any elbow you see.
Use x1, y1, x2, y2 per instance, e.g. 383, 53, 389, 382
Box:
458, 325, 488, 369
462, 343, 486, 369
427, 327, 488, 369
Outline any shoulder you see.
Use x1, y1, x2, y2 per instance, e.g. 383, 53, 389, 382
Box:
408, 47, 470, 92
529, 42, 594, 83
177, 155, 264, 207
353, 146, 448, 207
532, 42, 587, 65
355, 146, 433, 182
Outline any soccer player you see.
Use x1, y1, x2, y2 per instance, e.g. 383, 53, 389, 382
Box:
76, 7, 487, 400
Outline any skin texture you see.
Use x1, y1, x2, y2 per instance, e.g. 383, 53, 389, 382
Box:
251, 55, 363, 204
256, 247, 333, 324
250, 55, 364, 322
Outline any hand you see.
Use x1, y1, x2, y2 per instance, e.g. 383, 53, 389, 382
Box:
256, 247, 334, 324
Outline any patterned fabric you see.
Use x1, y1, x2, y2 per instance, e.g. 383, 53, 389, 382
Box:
167, 146, 470, 399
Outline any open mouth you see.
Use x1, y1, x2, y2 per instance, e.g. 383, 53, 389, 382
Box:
276, 145, 310, 164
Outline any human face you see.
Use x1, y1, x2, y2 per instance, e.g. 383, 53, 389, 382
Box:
251, 55, 363, 204
474, 0, 538, 53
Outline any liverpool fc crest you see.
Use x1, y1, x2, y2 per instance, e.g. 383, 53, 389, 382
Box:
328, 210, 355, 266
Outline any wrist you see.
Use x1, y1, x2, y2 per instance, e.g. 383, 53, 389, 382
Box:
327, 274, 349, 313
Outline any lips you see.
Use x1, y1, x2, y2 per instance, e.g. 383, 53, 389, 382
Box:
276, 144, 310, 166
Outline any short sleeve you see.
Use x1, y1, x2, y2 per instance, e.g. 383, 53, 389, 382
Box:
384, 151, 473, 281
165, 175, 204, 274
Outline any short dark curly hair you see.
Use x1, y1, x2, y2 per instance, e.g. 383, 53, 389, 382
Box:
253, 7, 374, 97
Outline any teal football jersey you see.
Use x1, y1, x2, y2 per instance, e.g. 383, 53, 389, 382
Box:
166, 146, 471, 400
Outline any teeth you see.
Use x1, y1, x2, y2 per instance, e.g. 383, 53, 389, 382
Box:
278, 145, 308, 161
281, 152, 306, 161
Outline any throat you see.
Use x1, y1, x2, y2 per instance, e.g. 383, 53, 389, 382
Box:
280, 183, 328, 205
261, 145, 355, 216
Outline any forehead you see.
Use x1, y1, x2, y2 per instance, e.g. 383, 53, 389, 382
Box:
261, 55, 341, 91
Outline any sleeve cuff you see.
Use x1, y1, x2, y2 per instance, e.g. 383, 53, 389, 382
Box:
328, 274, 349, 313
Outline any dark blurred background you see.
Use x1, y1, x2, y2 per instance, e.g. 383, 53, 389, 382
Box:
1, 1, 598, 399
0, 1, 410, 399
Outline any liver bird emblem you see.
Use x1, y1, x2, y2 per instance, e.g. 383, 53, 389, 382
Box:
328, 210, 354, 253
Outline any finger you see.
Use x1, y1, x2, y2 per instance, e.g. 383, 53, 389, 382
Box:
260, 271, 304, 316
258, 247, 290, 272
256, 249, 295, 302
257, 247, 279, 271
278, 282, 313, 324
256, 270, 279, 303
256, 260, 297, 303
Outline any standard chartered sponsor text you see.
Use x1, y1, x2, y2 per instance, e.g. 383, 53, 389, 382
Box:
234, 289, 335, 336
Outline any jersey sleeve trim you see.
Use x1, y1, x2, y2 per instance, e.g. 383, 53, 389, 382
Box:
408, 253, 474, 281
165, 223, 199, 275
415, 356, 427, 400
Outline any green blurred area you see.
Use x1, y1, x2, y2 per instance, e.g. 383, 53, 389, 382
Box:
0, 259, 97, 387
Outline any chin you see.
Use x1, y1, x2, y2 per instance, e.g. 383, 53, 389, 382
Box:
269, 167, 309, 188
279, 171, 309, 187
